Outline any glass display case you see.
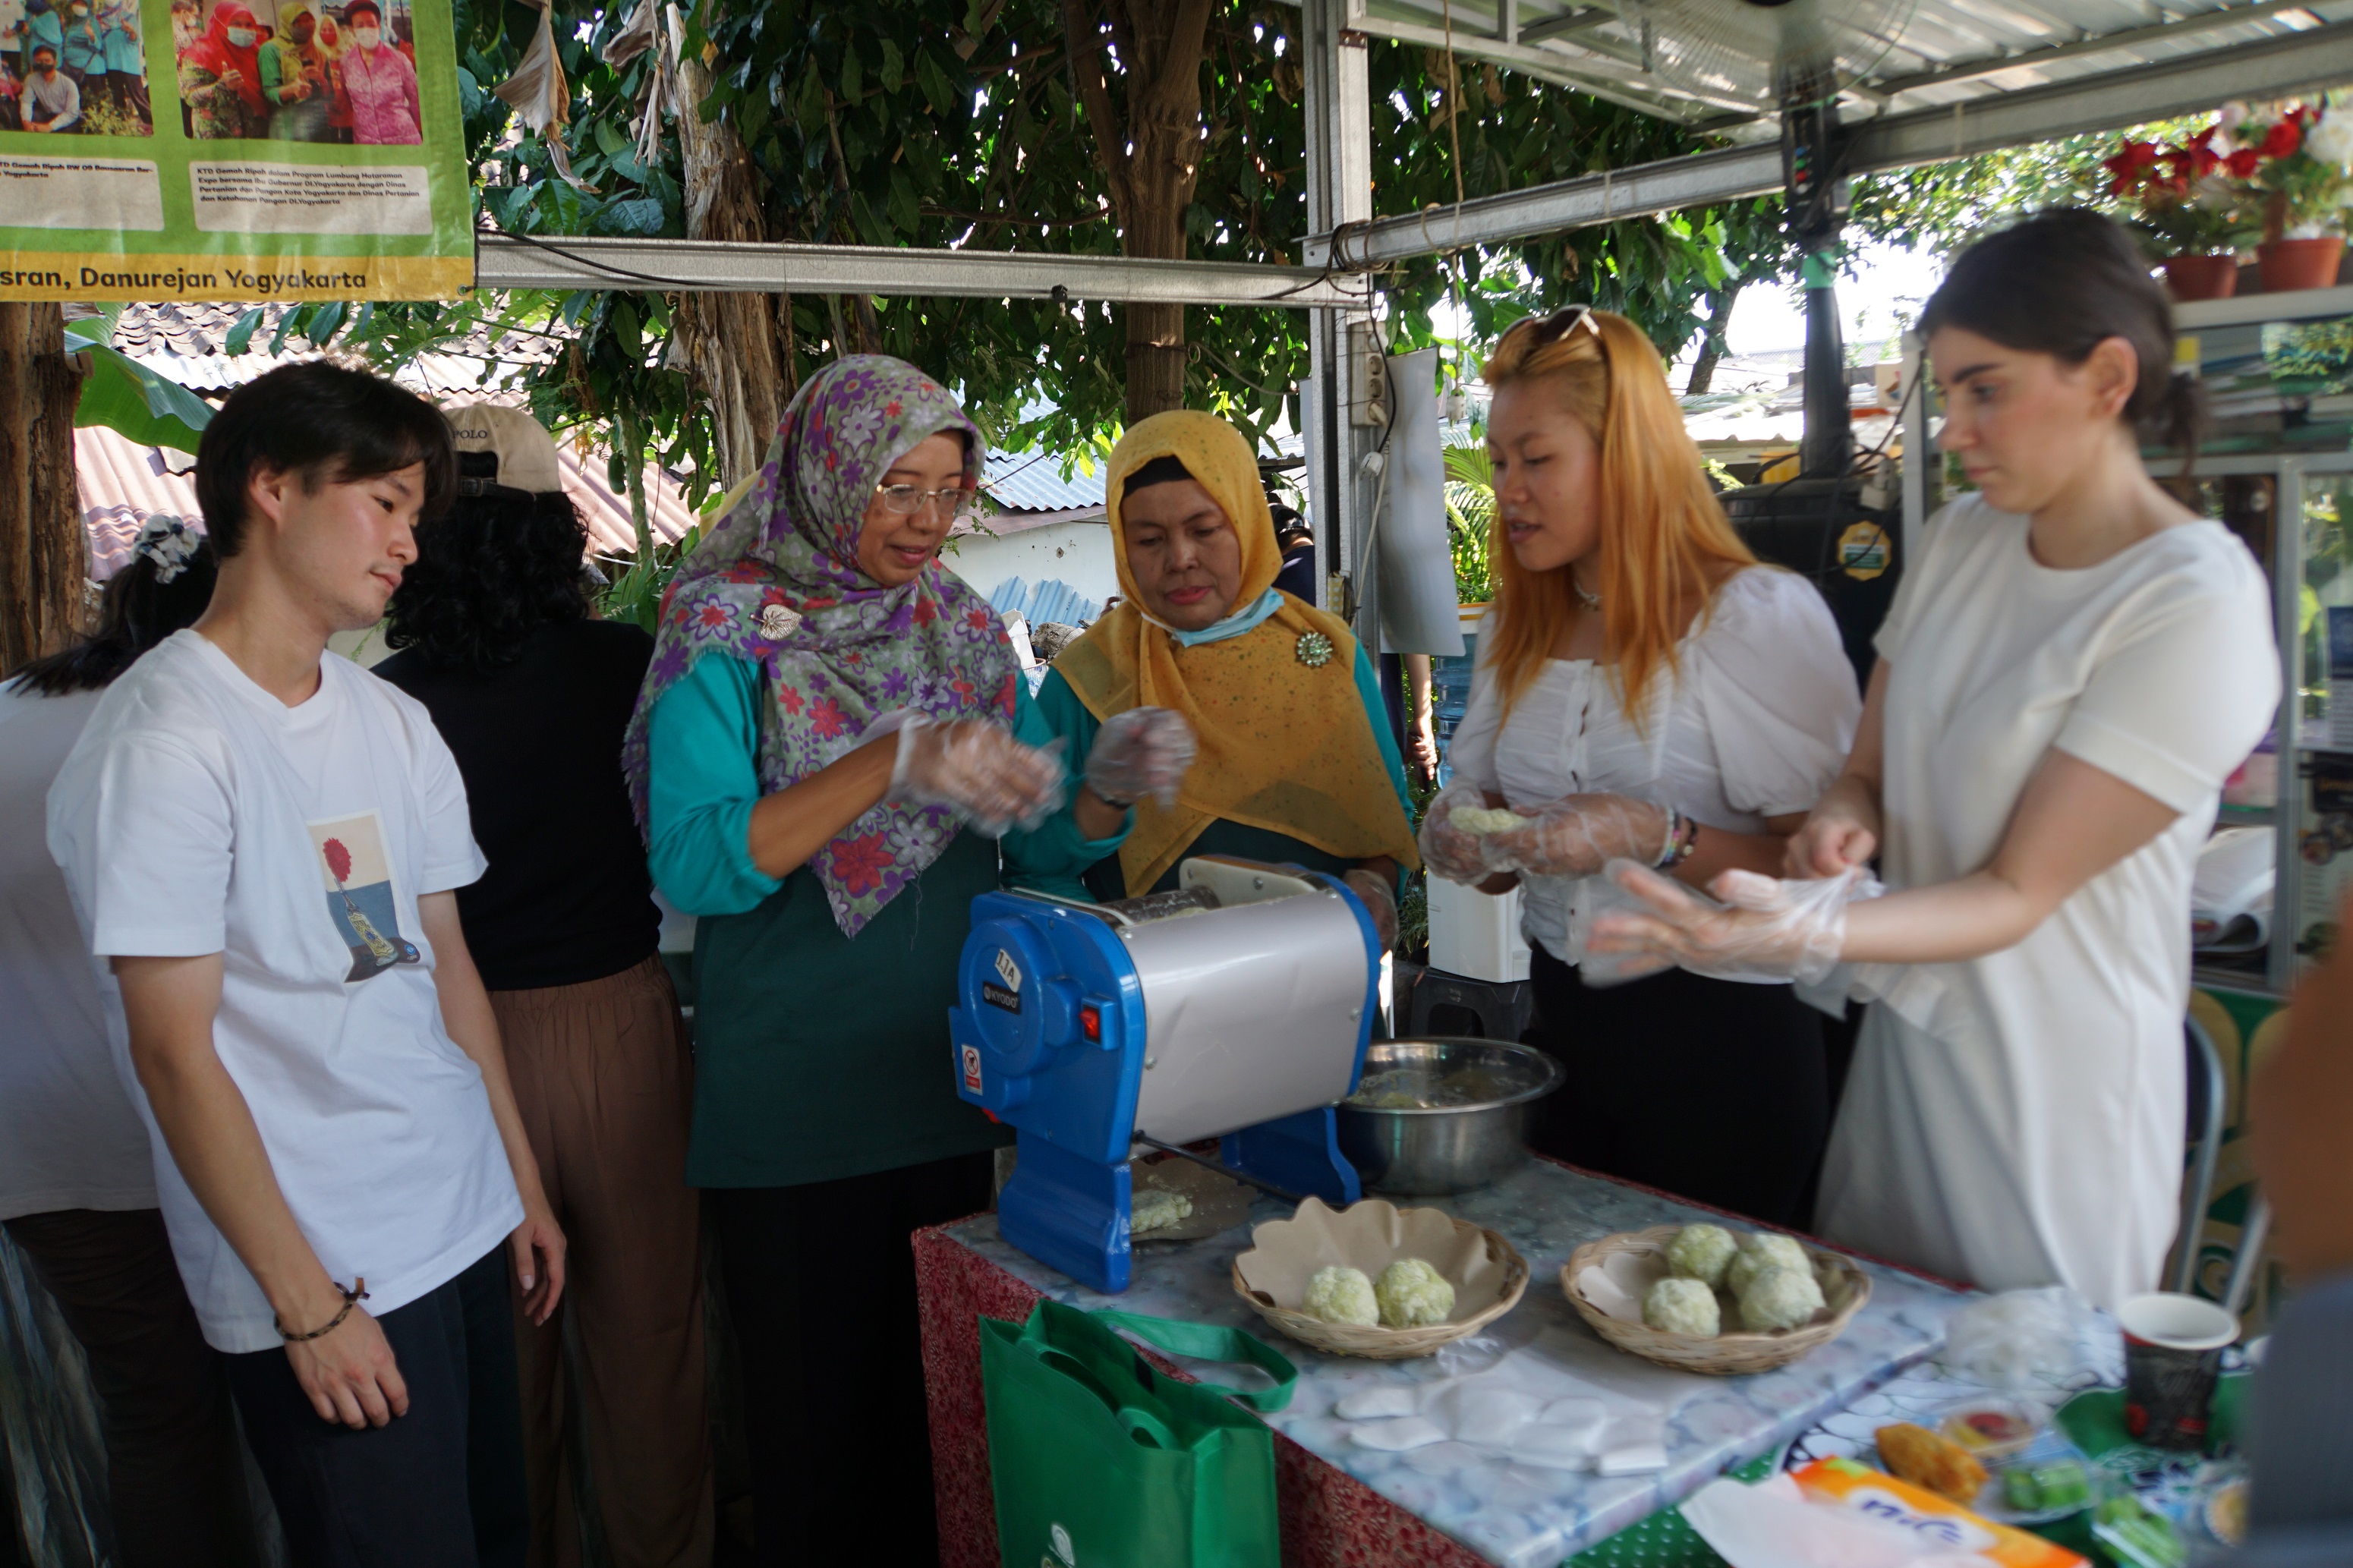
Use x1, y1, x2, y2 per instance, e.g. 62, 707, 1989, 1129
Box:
2162, 289, 2353, 998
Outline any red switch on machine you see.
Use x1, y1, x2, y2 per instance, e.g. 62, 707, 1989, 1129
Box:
1079, 1005, 1101, 1043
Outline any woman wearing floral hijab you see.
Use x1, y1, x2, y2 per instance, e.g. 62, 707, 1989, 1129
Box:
623, 355, 1158, 1564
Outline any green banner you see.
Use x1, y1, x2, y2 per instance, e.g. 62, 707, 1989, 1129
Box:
1, 0, 471, 301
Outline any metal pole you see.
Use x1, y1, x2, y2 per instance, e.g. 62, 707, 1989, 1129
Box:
1899, 328, 1927, 569
1301, 0, 1377, 630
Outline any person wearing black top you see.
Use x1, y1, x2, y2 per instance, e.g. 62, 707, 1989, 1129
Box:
1270, 502, 1317, 603
377, 404, 713, 1568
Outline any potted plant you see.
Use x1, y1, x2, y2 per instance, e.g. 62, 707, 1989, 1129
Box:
2104, 128, 2255, 300
2237, 99, 2353, 291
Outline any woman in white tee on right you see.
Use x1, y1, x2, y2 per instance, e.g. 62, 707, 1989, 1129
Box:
1590, 209, 2280, 1310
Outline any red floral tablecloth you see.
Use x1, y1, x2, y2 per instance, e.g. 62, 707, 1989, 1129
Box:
915, 1224, 1493, 1568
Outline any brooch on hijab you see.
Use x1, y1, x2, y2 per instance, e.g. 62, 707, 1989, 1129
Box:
758, 603, 802, 641
1295, 631, 1334, 669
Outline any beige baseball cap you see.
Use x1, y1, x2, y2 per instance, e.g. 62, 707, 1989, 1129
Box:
443, 401, 565, 497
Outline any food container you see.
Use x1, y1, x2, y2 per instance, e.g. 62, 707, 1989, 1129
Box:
1335, 1037, 1564, 1195
1942, 1396, 2046, 1463
1562, 1224, 1872, 1376
1231, 1196, 1526, 1359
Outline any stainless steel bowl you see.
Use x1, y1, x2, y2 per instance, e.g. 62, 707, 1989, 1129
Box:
1336, 1037, 1564, 1195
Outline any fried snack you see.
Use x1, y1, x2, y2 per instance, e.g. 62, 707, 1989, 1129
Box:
1876, 1421, 1989, 1503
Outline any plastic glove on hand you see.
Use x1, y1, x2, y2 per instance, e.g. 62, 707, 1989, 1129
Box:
887, 715, 1066, 836
1085, 706, 1195, 811
1418, 780, 1495, 886
1342, 868, 1400, 953
1478, 794, 1668, 880
1583, 859, 1879, 987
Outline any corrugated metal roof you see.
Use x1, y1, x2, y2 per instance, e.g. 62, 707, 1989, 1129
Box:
1362, 0, 2353, 126
80, 304, 695, 568
981, 449, 1107, 514
76, 422, 697, 576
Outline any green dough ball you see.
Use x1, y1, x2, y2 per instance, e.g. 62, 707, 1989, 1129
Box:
1130, 1189, 1193, 1235
1737, 1263, 1826, 1331
1725, 1233, 1811, 1296
1452, 806, 1532, 835
1373, 1258, 1456, 1327
1643, 1276, 1721, 1337
1303, 1265, 1378, 1327
1665, 1223, 1739, 1289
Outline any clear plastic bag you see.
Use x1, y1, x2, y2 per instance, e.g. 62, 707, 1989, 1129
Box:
887, 714, 1066, 836
1085, 706, 1195, 811
1581, 859, 1882, 987
1341, 868, 1399, 952
1939, 1286, 2098, 1390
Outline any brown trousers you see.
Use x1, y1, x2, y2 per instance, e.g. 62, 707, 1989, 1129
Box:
490, 955, 713, 1568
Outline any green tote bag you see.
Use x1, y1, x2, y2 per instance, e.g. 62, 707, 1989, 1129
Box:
980, 1299, 1297, 1568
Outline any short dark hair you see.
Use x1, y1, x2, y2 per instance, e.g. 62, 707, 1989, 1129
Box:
9, 536, 218, 695
383, 489, 592, 670
1920, 208, 2205, 454
1123, 455, 1195, 496
194, 361, 455, 557
31, 43, 56, 61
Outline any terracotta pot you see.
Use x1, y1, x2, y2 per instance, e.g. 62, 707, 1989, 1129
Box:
2257, 237, 2346, 293
2161, 253, 2240, 301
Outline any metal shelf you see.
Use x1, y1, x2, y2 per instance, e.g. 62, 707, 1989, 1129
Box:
2175, 283, 2353, 332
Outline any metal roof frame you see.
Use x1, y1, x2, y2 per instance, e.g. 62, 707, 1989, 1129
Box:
473, 232, 1372, 306
1308, 17, 2353, 269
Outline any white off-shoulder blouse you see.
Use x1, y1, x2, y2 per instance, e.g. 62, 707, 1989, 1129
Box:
1445, 565, 1861, 965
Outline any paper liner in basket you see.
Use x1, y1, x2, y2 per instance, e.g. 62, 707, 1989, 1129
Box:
1231, 1197, 1526, 1359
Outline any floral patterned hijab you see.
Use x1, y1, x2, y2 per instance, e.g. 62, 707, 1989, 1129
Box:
621, 355, 1021, 937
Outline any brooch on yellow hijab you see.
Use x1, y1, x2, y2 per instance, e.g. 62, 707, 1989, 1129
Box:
1296, 631, 1334, 668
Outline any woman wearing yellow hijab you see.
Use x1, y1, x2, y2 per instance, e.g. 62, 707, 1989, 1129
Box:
1012, 411, 1420, 943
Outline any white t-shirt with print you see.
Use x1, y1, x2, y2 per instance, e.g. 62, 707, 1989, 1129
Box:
48, 631, 522, 1353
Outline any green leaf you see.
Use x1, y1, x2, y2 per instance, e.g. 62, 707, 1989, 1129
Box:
269, 304, 306, 357
224, 304, 266, 356
307, 301, 345, 346
594, 117, 628, 157
74, 343, 216, 451
915, 49, 952, 116
877, 36, 903, 92
887, 165, 919, 233
840, 41, 861, 102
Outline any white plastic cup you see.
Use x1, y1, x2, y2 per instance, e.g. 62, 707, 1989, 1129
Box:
2117, 1292, 2238, 1450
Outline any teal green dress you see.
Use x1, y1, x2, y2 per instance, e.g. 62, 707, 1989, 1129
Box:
1013, 646, 1414, 901
647, 656, 1125, 1189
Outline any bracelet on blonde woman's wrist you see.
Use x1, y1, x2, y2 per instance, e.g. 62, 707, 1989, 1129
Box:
1654, 807, 1699, 870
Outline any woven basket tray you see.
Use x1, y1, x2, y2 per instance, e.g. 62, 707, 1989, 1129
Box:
1562, 1224, 1871, 1377
1232, 1198, 1529, 1360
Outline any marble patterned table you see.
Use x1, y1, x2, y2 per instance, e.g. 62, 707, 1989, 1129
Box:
915, 1157, 1976, 1568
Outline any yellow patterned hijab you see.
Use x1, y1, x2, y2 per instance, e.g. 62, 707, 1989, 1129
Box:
1057, 411, 1420, 895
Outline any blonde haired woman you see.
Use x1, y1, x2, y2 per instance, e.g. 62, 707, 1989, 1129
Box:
1424, 305, 1860, 1224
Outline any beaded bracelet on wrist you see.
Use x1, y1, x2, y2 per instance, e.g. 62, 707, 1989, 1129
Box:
278, 1279, 369, 1343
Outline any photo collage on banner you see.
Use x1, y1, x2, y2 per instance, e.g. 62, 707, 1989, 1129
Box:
0, 0, 468, 301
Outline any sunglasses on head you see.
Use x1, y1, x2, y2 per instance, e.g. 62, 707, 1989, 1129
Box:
1514, 304, 1605, 348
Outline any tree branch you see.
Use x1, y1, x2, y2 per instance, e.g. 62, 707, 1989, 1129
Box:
1062, 0, 1135, 228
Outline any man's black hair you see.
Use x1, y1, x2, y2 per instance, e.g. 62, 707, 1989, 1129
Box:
383, 489, 592, 671
194, 360, 456, 557
30, 43, 56, 60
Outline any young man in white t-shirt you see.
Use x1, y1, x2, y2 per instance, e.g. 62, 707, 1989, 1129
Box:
49, 361, 565, 1566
